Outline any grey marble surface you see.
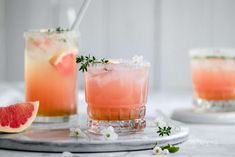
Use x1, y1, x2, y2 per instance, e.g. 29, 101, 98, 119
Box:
0, 82, 235, 156
0, 115, 189, 153
0, 124, 235, 157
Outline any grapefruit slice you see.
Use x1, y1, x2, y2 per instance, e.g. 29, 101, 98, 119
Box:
50, 51, 76, 75
0, 101, 39, 133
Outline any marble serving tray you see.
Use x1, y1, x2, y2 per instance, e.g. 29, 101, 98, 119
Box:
0, 112, 189, 153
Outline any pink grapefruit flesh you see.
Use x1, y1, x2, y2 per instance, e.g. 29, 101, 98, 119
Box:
0, 101, 39, 133
49, 51, 76, 75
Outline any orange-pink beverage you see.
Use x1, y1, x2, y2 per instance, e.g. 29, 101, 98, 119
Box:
24, 29, 78, 121
191, 49, 235, 111
85, 57, 150, 133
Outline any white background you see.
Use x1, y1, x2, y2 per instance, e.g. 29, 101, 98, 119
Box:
1, 0, 235, 92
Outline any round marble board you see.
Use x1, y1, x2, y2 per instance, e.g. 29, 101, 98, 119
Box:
0, 112, 189, 153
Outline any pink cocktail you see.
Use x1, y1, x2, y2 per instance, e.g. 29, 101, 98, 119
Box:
191, 49, 235, 111
85, 58, 150, 133
24, 29, 78, 122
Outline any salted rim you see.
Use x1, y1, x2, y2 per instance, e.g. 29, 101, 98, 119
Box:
24, 29, 78, 38
190, 48, 235, 58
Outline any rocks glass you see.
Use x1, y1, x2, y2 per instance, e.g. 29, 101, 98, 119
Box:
84, 58, 150, 133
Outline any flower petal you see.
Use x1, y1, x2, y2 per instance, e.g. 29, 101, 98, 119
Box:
153, 146, 162, 155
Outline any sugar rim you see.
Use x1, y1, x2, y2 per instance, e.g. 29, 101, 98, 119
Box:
24, 29, 78, 38
90, 58, 151, 68
189, 48, 235, 58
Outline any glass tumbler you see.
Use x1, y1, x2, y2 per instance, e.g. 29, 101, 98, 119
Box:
84, 59, 150, 134
190, 48, 235, 112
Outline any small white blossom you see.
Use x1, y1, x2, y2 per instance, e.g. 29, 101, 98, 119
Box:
101, 126, 118, 140
69, 127, 83, 137
132, 55, 143, 64
152, 146, 162, 155
154, 117, 166, 128
162, 149, 170, 155
62, 151, 74, 157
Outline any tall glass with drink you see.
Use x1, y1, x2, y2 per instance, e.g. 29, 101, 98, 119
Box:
24, 29, 78, 122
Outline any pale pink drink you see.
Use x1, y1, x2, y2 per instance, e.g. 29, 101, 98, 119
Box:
191, 48, 235, 111
85, 58, 150, 133
24, 29, 78, 122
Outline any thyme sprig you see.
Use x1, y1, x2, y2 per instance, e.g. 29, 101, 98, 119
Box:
157, 126, 172, 136
76, 55, 109, 72
153, 119, 180, 155
47, 27, 69, 33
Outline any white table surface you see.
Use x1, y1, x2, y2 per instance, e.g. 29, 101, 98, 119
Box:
0, 82, 235, 157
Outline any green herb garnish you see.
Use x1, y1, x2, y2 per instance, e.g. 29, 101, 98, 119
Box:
167, 145, 180, 153
154, 120, 180, 154
157, 126, 171, 136
161, 144, 180, 153
56, 27, 69, 32
76, 55, 109, 72
47, 27, 69, 33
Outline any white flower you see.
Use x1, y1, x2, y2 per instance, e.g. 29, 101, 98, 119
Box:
154, 117, 166, 128
132, 55, 143, 64
101, 126, 118, 140
69, 127, 83, 137
62, 151, 74, 157
162, 149, 170, 155
152, 146, 162, 155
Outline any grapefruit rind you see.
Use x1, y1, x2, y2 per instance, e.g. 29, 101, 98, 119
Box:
49, 51, 77, 75
49, 51, 65, 66
0, 101, 39, 133
49, 50, 77, 66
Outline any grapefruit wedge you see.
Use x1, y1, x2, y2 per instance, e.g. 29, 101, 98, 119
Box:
49, 51, 76, 75
0, 101, 39, 133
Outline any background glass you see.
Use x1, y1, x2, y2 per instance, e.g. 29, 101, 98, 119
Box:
191, 48, 235, 111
